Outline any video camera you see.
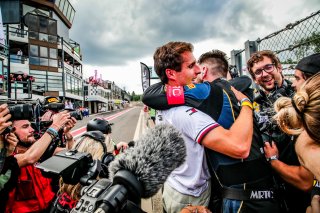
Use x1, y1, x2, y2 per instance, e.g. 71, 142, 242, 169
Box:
0, 100, 35, 135
34, 97, 81, 160
69, 110, 83, 121
254, 81, 294, 143
229, 65, 239, 79
42, 96, 83, 120
8, 103, 34, 121
36, 149, 98, 185
72, 170, 144, 213
36, 150, 144, 213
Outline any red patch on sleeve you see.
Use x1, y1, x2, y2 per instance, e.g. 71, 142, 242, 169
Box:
166, 85, 185, 105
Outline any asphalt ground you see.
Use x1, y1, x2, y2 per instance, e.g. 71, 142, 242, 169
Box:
73, 109, 122, 130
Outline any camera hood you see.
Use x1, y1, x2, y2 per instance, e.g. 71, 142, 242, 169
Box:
36, 149, 93, 185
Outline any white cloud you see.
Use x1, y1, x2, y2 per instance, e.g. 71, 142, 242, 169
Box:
69, 0, 319, 94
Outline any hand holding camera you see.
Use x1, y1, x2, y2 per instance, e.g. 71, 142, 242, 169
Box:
63, 117, 77, 134
50, 111, 73, 132
0, 104, 12, 134
4, 132, 19, 156
63, 117, 77, 149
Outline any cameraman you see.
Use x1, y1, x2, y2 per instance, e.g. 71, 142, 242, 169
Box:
247, 50, 313, 212
4, 111, 72, 213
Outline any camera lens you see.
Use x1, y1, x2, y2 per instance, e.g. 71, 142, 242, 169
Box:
9, 104, 34, 121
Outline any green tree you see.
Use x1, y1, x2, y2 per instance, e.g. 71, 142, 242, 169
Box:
130, 91, 141, 101
294, 32, 320, 60
131, 91, 136, 101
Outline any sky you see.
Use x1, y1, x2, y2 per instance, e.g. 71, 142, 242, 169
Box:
69, 0, 319, 94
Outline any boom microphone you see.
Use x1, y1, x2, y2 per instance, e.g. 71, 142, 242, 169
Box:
71, 124, 186, 213
108, 123, 186, 198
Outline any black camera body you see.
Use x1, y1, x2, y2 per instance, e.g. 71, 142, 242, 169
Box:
36, 149, 96, 185
71, 170, 144, 213
255, 91, 283, 142
42, 102, 65, 112
0, 102, 35, 135
8, 104, 34, 121
229, 65, 239, 79
42, 96, 82, 120
254, 80, 295, 143
37, 150, 145, 213
42, 103, 83, 121
70, 110, 83, 120
72, 179, 113, 213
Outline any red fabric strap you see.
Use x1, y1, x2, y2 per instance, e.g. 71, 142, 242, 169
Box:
166, 85, 185, 105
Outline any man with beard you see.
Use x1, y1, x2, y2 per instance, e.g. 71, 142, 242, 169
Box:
247, 50, 313, 212
3, 111, 74, 213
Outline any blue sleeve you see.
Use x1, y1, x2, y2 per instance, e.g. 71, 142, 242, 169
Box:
142, 82, 211, 110
184, 82, 211, 100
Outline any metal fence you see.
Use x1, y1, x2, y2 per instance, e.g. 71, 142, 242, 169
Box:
231, 10, 320, 76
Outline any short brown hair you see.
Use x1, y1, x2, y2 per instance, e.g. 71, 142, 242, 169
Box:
198, 49, 229, 77
153, 41, 193, 83
247, 50, 281, 79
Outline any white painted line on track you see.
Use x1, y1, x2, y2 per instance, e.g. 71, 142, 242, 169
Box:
70, 107, 135, 138
133, 109, 144, 141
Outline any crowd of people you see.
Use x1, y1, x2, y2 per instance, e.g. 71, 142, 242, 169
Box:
0, 102, 129, 213
64, 100, 89, 117
0, 39, 319, 213
142, 42, 320, 213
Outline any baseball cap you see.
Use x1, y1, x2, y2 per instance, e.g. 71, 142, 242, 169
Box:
229, 75, 252, 92
229, 75, 254, 102
295, 53, 320, 75
43, 96, 61, 105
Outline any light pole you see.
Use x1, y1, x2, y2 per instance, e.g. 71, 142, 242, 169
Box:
6, 25, 11, 98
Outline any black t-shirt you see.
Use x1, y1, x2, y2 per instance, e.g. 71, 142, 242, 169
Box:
277, 139, 311, 213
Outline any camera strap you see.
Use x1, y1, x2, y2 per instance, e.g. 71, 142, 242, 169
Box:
81, 131, 105, 143
76, 131, 107, 153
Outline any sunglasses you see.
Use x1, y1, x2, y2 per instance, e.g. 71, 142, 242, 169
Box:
253, 64, 275, 77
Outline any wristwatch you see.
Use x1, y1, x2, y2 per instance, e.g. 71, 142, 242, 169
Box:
268, 155, 278, 162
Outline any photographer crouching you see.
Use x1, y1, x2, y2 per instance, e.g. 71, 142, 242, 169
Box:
1, 108, 75, 213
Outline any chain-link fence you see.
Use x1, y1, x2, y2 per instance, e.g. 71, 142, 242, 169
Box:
258, 10, 320, 64
232, 10, 320, 76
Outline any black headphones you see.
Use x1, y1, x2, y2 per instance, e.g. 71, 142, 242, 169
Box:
75, 131, 115, 178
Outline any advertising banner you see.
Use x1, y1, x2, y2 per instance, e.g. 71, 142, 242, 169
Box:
140, 62, 151, 92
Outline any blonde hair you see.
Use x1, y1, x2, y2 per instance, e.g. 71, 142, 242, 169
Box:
104, 134, 115, 153
58, 136, 105, 200
274, 72, 320, 142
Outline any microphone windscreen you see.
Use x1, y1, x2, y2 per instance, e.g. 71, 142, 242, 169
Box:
108, 124, 186, 198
